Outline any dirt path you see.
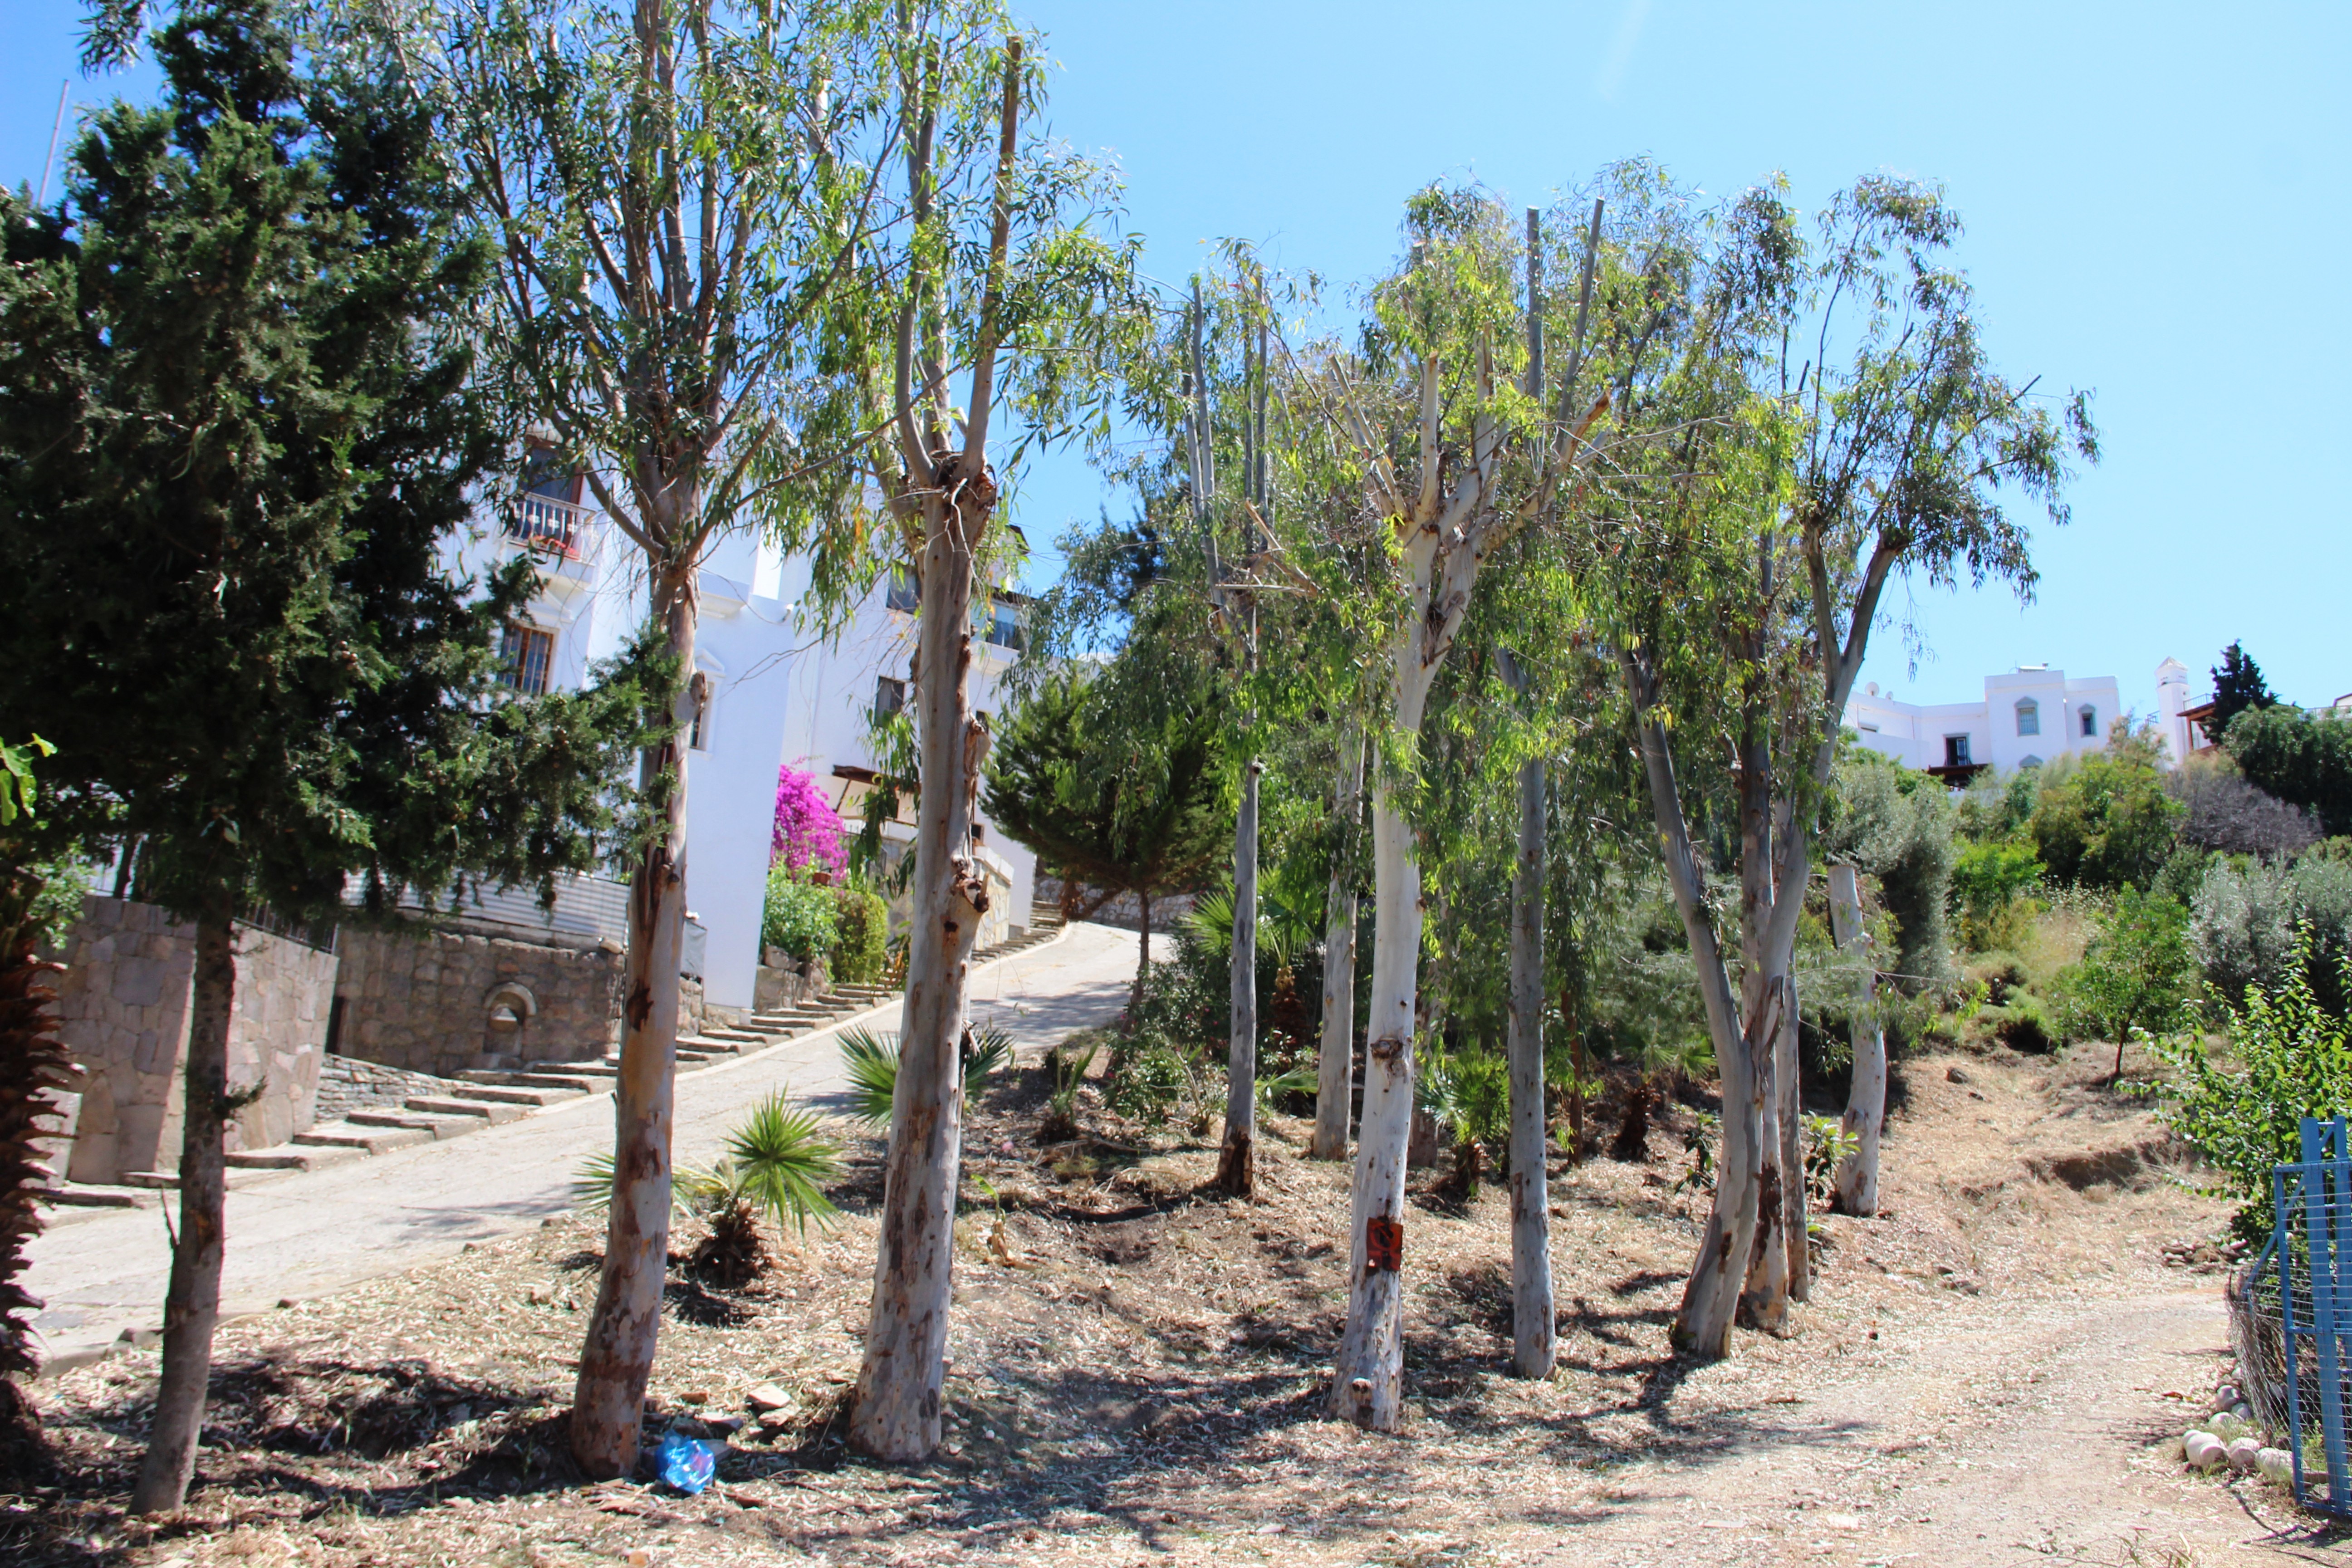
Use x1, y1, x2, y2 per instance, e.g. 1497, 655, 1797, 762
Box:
1514, 1287, 2330, 1568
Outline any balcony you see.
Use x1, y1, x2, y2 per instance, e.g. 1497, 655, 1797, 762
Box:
508, 492, 595, 558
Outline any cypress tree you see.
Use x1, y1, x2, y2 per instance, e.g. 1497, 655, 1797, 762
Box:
0, 0, 647, 1511
2211, 640, 2278, 738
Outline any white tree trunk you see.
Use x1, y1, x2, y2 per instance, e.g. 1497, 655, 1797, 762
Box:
853, 485, 992, 1461
572, 568, 695, 1480
1332, 611, 1452, 1428
1218, 755, 1260, 1195
1828, 863, 1884, 1216
1506, 733, 1553, 1377
1779, 973, 1809, 1303
1310, 733, 1364, 1161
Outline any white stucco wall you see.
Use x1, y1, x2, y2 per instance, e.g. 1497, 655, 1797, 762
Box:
1846, 666, 2122, 774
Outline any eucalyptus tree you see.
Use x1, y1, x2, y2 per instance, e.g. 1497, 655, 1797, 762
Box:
353, 0, 902, 1477
841, 5, 1137, 1460
5, 0, 647, 1508
1587, 172, 2092, 1353
1293, 186, 1614, 1429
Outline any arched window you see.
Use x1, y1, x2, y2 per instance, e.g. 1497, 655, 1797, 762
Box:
2015, 697, 2040, 737
2079, 704, 2097, 739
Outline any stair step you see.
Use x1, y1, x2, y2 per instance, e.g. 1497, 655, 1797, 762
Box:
449, 1083, 582, 1107
347, 1108, 480, 1139
696, 1028, 766, 1044
403, 1095, 524, 1123
294, 1123, 434, 1155
225, 1144, 364, 1173
676, 1036, 743, 1055
44, 1184, 153, 1209
460, 1068, 608, 1093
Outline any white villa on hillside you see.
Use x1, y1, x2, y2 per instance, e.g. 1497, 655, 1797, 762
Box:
1844, 666, 2123, 779
445, 466, 1036, 1024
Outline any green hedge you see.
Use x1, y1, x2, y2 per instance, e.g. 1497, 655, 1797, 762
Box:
831, 884, 888, 984
762, 864, 838, 961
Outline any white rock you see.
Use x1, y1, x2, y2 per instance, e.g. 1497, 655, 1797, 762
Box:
2231, 1401, 2254, 1424
2226, 1436, 2262, 1473
2183, 1431, 2227, 1470
2257, 1447, 2294, 1485
2215, 1382, 2242, 1407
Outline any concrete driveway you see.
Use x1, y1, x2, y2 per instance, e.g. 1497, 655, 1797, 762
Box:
27, 919, 1162, 1372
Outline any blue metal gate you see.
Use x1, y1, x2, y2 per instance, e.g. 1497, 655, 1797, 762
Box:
2239, 1115, 2352, 1514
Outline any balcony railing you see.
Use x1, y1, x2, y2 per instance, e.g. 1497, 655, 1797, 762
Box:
507, 492, 594, 559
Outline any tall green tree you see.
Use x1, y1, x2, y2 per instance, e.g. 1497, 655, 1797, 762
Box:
983, 664, 1229, 1008
361, 0, 903, 1476
2209, 640, 2277, 738
1588, 169, 2091, 1350
2225, 705, 2352, 838
1, 1, 644, 1510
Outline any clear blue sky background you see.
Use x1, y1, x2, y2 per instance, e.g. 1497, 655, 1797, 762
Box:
9, 2, 2347, 715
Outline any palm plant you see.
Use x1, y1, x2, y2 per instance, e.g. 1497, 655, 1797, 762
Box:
839, 1022, 1014, 1129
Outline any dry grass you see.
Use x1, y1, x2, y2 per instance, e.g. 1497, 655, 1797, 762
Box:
5, 1037, 2234, 1567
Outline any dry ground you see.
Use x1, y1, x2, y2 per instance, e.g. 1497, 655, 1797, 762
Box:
8, 1039, 2341, 1567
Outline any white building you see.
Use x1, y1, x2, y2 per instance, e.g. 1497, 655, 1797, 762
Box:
1844, 666, 2123, 777
448, 469, 1036, 1023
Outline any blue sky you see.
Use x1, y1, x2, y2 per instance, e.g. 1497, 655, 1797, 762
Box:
10, 1, 2347, 715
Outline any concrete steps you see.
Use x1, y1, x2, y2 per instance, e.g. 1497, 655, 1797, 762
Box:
345, 1107, 480, 1139
402, 1094, 527, 1124
294, 1122, 435, 1156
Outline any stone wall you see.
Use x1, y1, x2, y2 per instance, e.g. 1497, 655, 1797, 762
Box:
57, 897, 335, 1185
1035, 876, 1199, 935
333, 922, 625, 1080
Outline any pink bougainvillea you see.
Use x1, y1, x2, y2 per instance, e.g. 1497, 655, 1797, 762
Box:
773, 762, 847, 873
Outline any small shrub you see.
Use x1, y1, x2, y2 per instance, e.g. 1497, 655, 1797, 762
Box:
762, 862, 838, 961
1106, 1036, 1196, 1127
829, 884, 889, 984
2149, 926, 2352, 1242
836, 1024, 1007, 1129
1952, 839, 2045, 952
2053, 887, 2196, 1077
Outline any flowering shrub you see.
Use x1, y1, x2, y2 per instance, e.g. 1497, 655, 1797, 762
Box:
772, 763, 846, 873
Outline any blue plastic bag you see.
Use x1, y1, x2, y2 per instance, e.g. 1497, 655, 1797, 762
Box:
654, 1429, 718, 1495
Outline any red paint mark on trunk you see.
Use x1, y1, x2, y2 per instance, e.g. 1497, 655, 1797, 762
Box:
1366, 1216, 1403, 1272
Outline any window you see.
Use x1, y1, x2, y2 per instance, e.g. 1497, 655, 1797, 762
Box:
885, 567, 920, 613
875, 676, 906, 720
2079, 705, 2097, 738
500, 623, 554, 696
688, 675, 712, 751
521, 445, 582, 504
1943, 735, 1973, 769
2014, 697, 2040, 737
983, 600, 1023, 651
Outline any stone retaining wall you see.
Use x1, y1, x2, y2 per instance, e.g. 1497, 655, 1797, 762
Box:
57, 897, 335, 1185
1035, 876, 1200, 935
332, 922, 625, 1080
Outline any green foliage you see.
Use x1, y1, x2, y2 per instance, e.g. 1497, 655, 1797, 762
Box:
0, 738, 51, 829
1824, 748, 1959, 986
1105, 1035, 1198, 1128
0, 2, 646, 926
1951, 838, 2046, 951
2053, 888, 2195, 1068
2191, 854, 2352, 1016
715, 1091, 842, 1237
761, 865, 839, 963
982, 665, 1229, 923
1416, 1045, 1510, 1153
838, 1027, 900, 1129
836, 1023, 1010, 1129
828, 884, 889, 985
570, 1091, 842, 1237
2225, 705, 2352, 839
1803, 1113, 1859, 1205
2209, 642, 2278, 739
2149, 929, 2352, 1240
2028, 730, 2184, 891
1043, 1037, 1101, 1137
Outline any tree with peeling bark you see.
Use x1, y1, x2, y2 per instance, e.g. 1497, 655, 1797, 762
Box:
843, 5, 1137, 1461
1304, 185, 1616, 1431
353, 0, 912, 1476
1583, 169, 2093, 1355
1, 0, 647, 1509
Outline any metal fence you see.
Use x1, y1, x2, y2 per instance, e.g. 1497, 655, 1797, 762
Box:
2235, 1116, 2352, 1515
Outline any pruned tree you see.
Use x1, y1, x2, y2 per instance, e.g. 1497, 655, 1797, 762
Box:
843, 3, 1137, 1460
1, 0, 647, 1509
